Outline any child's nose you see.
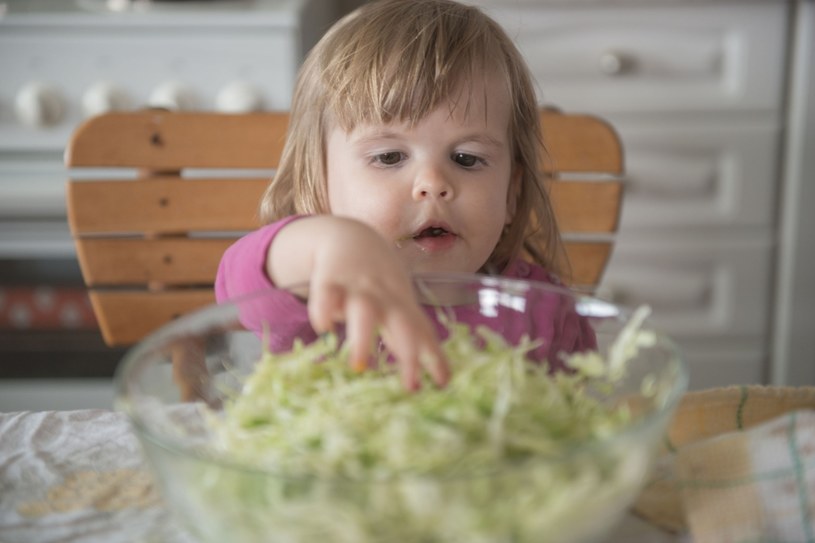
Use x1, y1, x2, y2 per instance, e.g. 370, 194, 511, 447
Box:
412, 167, 453, 200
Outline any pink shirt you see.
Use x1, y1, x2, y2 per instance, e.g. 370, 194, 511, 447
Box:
215, 216, 595, 371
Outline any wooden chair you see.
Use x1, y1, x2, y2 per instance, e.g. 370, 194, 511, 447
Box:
66, 109, 623, 348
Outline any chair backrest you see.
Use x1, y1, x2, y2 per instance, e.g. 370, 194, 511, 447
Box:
66, 109, 623, 346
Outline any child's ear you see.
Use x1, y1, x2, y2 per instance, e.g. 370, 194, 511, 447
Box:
505, 166, 522, 224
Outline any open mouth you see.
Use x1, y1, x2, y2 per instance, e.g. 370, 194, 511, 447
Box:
414, 226, 451, 239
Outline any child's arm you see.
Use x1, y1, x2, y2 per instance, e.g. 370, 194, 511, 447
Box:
267, 215, 449, 391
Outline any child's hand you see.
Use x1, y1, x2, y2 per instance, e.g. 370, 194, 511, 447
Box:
268, 216, 450, 390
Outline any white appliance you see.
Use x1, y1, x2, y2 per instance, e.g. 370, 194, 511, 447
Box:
0, 0, 336, 375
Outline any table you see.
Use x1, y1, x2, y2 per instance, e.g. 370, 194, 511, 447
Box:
0, 410, 191, 543
0, 410, 681, 543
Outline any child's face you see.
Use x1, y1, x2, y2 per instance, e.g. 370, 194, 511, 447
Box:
326, 79, 517, 274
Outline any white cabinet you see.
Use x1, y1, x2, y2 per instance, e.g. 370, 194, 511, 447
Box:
499, 3, 787, 114
471, 0, 791, 389
0, 0, 338, 256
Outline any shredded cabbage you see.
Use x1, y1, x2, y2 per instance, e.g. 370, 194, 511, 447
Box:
166, 306, 667, 543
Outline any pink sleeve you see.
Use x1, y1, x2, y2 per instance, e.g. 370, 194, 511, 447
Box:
215, 215, 307, 303
503, 260, 597, 370
215, 215, 317, 351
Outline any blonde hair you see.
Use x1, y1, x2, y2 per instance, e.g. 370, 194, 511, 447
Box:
260, 0, 564, 276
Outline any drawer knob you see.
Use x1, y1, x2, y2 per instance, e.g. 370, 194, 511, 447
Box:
82, 81, 131, 117
598, 51, 630, 76
149, 81, 198, 111
15, 82, 66, 128
215, 81, 264, 113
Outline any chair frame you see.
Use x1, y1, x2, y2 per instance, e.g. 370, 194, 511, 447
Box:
66, 109, 623, 346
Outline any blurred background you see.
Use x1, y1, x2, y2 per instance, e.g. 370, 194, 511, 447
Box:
1, 0, 812, 411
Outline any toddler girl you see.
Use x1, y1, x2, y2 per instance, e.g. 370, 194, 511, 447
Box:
216, 0, 594, 390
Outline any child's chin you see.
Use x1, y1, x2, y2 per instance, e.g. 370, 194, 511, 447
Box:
406, 259, 479, 277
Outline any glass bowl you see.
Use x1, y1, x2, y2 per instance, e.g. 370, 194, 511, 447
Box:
115, 273, 687, 543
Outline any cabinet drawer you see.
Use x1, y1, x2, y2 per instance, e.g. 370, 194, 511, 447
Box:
478, 2, 788, 113
613, 117, 781, 230
598, 234, 773, 338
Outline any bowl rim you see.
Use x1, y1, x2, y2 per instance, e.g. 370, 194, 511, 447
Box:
114, 272, 689, 482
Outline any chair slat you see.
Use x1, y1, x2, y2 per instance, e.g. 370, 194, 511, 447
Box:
74, 240, 612, 291
82, 240, 616, 345
75, 238, 236, 286
548, 180, 623, 233
89, 290, 215, 346
562, 241, 613, 288
90, 240, 611, 345
540, 112, 623, 174
76, 236, 613, 294
66, 111, 289, 170
67, 178, 267, 234
67, 177, 620, 236
65, 110, 620, 174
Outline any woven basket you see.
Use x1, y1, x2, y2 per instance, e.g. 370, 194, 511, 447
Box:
633, 385, 815, 534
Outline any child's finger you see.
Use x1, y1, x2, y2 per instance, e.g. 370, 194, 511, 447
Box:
307, 282, 344, 334
397, 345, 421, 392
344, 292, 379, 373
382, 310, 441, 390
420, 346, 450, 388
398, 309, 449, 387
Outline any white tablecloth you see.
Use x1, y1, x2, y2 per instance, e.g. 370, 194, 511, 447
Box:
0, 409, 679, 543
0, 410, 192, 543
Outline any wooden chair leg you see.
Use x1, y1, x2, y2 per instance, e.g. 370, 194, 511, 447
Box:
171, 336, 209, 403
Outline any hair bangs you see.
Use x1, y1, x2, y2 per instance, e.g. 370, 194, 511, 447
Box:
322, 0, 509, 131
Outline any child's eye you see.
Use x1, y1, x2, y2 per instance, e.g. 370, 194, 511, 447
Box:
452, 153, 481, 168
373, 152, 405, 166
